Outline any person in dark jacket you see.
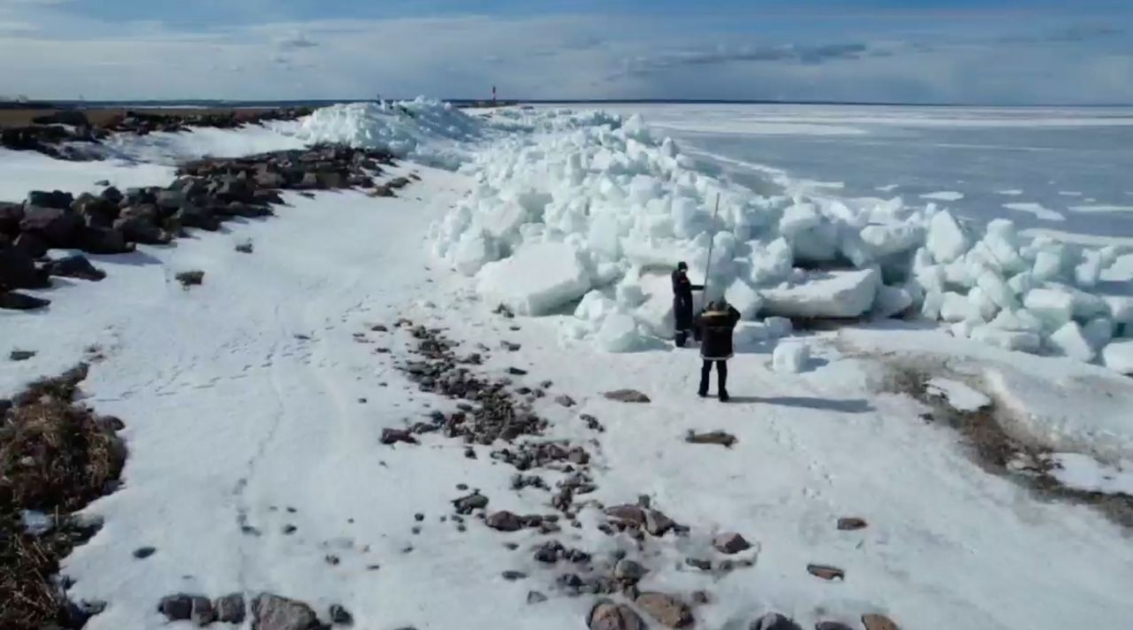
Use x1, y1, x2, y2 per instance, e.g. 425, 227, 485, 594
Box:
697, 299, 741, 401
671, 262, 704, 347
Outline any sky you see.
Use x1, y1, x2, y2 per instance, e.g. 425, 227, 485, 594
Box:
0, 0, 1131, 104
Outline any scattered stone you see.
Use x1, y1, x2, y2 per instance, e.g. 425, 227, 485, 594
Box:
604, 390, 651, 403
44, 254, 106, 282
555, 394, 576, 407
329, 604, 354, 626
713, 532, 751, 555
806, 564, 845, 581
486, 510, 523, 532
645, 509, 676, 537
507, 366, 527, 375
251, 593, 319, 630
176, 270, 204, 288
614, 559, 648, 582
604, 505, 647, 526
215, 594, 246, 624
588, 599, 646, 630
502, 342, 521, 352
326, 554, 340, 566
635, 592, 694, 628
191, 596, 218, 626
132, 546, 156, 559
453, 492, 488, 514
283, 525, 297, 535
0, 291, 51, 310
685, 558, 712, 571
158, 594, 194, 621
494, 303, 515, 318
371, 324, 388, 332
502, 571, 527, 581
380, 428, 418, 445
526, 591, 548, 605
9, 349, 35, 361
750, 613, 802, 630
685, 430, 737, 448
837, 517, 868, 531
861, 614, 900, 630
580, 414, 605, 432
236, 240, 254, 254
414, 513, 425, 522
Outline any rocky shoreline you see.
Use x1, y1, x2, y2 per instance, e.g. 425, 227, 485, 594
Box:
0, 143, 417, 311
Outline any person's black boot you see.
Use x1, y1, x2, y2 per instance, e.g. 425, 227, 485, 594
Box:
675, 331, 687, 348
718, 389, 730, 402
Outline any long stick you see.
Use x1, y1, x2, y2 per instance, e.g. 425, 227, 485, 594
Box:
702, 193, 722, 301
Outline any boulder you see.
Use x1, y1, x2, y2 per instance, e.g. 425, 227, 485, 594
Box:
256, 169, 286, 189
45, 254, 105, 281
26, 190, 74, 210
635, 592, 694, 628
0, 202, 24, 235
20, 206, 84, 248
13, 233, 49, 258
588, 600, 646, 630
155, 189, 186, 212
214, 594, 246, 624
191, 596, 217, 626
78, 227, 134, 255
175, 205, 220, 231
0, 246, 50, 289
215, 177, 254, 203
158, 594, 194, 622
100, 186, 123, 205
251, 593, 319, 630
114, 215, 171, 245
486, 510, 523, 532
73, 193, 117, 228
0, 291, 50, 310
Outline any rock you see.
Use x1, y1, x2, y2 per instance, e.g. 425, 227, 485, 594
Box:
861, 614, 900, 630
588, 600, 646, 630
175, 204, 220, 231
645, 509, 676, 537
10, 349, 35, 361
115, 214, 171, 245
329, 604, 354, 626
158, 594, 194, 621
132, 546, 156, 559
0, 291, 50, 310
0, 201, 24, 234
806, 564, 845, 581
176, 270, 205, 287
26, 190, 74, 210
62, 600, 106, 628
502, 570, 527, 581
526, 591, 548, 605
236, 240, 255, 254
0, 246, 50, 289
555, 394, 576, 407
605, 504, 647, 526
685, 430, 737, 447
77, 227, 133, 254
215, 594, 246, 624
45, 254, 106, 281
20, 206, 83, 248
380, 428, 418, 445
486, 510, 523, 532
192, 596, 218, 626
13, 232, 49, 258
604, 389, 651, 403
635, 592, 694, 628
251, 593, 319, 630
713, 532, 751, 555
452, 492, 488, 513
837, 517, 867, 531
685, 557, 712, 571
691, 591, 711, 605
750, 613, 802, 630
614, 559, 648, 582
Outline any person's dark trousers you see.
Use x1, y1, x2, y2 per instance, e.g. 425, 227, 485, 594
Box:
675, 330, 689, 347
698, 360, 729, 400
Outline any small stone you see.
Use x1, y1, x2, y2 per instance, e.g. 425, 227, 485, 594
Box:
456, 483, 469, 491
453, 492, 488, 514
604, 389, 651, 403
604, 505, 647, 526
685, 430, 737, 447
635, 592, 694, 628
645, 509, 675, 537
502, 570, 527, 581
861, 614, 900, 630
507, 366, 527, 374
176, 270, 205, 287
806, 564, 845, 581
380, 428, 418, 445
526, 591, 548, 605
713, 532, 751, 555
414, 513, 425, 522
486, 510, 523, 532
837, 517, 868, 531
326, 554, 340, 566
214, 594, 246, 624
614, 559, 648, 582
9, 349, 36, 362
555, 394, 576, 407
685, 558, 711, 571
329, 604, 354, 626
251, 593, 318, 630
411, 526, 421, 535
191, 596, 217, 626
133, 546, 156, 559
750, 613, 802, 630
588, 599, 646, 630
691, 591, 711, 605
158, 594, 193, 621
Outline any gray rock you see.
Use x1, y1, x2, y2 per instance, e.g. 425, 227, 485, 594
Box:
191, 596, 217, 626
45, 254, 105, 282
486, 510, 523, 532
588, 600, 646, 630
215, 593, 246, 624
604, 505, 647, 526
0, 246, 50, 290
613, 559, 648, 582
132, 546, 156, 559
452, 492, 488, 514
0, 201, 25, 234
251, 593, 319, 630
0, 291, 50, 310
78, 227, 133, 255
750, 613, 802, 630
685, 430, 737, 447
604, 389, 651, 403
155, 189, 186, 212
837, 517, 867, 531
555, 394, 576, 407
13, 232, 48, 258
526, 591, 548, 605
645, 509, 675, 537
158, 594, 194, 621
329, 604, 353, 626
635, 592, 693, 628
175, 204, 220, 231
114, 215, 171, 245
26, 190, 74, 210
713, 532, 752, 555
20, 206, 83, 248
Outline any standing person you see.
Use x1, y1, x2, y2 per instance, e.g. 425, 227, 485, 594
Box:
697, 299, 741, 402
671, 262, 704, 347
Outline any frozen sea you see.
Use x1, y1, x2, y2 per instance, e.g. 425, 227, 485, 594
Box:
590, 104, 1133, 246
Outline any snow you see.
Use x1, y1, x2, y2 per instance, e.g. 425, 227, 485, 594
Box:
761, 268, 881, 319
1046, 453, 1133, 496
926, 377, 991, 411
1002, 202, 1066, 222
475, 242, 592, 316
724, 278, 763, 320
1069, 205, 1133, 214
996, 189, 1024, 196
1048, 322, 1097, 362
920, 191, 964, 201
1102, 340, 1133, 374
5, 102, 1133, 630
771, 341, 810, 373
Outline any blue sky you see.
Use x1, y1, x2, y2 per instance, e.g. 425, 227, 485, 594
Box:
1, 0, 1131, 103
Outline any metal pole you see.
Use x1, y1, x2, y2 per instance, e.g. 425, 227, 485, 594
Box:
702, 193, 722, 303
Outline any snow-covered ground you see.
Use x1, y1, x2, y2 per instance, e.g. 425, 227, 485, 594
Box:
3, 102, 1133, 630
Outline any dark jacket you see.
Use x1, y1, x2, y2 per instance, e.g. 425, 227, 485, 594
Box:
671, 269, 703, 330
698, 305, 741, 360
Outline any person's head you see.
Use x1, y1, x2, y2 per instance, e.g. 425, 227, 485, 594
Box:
677, 262, 688, 272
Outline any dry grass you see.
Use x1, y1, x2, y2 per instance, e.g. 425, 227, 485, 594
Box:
0, 364, 126, 630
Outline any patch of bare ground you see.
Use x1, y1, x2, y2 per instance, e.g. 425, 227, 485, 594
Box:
875, 357, 1133, 532
1, 364, 127, 630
